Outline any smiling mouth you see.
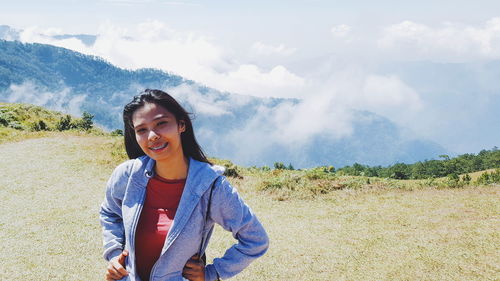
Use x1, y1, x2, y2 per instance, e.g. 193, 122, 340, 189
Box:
149, 143, 168, 151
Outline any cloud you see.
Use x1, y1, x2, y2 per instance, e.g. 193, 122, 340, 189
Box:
13, 21, 425, 135
331, 24, 351, 38
3, 81, 87, 117
360, 74, 423, 117
207, 64, 305, 98
251, 41, 296, 56
378, 18, 500, 61
17, 21, 304, 99
19, 26, 92, 54
219, 70, 424, 160
167, 84, 232, 116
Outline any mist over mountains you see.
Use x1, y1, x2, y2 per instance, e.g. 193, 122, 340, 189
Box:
0, 38, 448, 168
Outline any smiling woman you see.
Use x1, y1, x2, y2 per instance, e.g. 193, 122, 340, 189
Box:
99, 89, 269, 281
131, 102, 188, 179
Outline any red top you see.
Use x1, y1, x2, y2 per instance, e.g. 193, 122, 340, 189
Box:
135, 174, 186, 281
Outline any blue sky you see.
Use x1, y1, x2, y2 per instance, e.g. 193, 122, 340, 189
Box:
1, 0, 500, 154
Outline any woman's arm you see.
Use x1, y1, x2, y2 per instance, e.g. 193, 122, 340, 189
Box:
204, 177, 269, 281
99, 161, 131, 261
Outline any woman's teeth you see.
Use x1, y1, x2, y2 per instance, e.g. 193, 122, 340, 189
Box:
150, 143, 168, 150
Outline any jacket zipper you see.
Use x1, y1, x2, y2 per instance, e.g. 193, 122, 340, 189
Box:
149, 255, 160, 281
130, 185, 147, 280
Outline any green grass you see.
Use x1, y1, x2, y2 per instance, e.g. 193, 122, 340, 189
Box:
0, 102, 107, 144
0, 134, 498, 280
0, 102, 66, 130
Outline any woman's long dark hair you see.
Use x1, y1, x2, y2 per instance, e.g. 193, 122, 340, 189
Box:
123, 89, 211, 164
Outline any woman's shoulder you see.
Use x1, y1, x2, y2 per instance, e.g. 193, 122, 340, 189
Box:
189, 158, 225, 178
112, 158, 136, 174
110, 156, 149, 180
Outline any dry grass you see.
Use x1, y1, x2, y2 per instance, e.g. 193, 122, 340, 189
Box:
0, 135, 121, 280
0, 135, 498, 280
207, 186, 499, 281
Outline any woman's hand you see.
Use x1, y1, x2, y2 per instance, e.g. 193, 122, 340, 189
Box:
182, 254, 205, 281
105, 250, 129, 281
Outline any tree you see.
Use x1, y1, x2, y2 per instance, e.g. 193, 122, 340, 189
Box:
57, 115, 72, 131
351, 163, 365, 176
79, 111, 94, 130
274, 162, 286, 170
389, 163, 411, 179
111, 129, 123, 136
30, 120, 47, 131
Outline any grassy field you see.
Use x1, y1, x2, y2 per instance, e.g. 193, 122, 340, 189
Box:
0, 134, 498, 280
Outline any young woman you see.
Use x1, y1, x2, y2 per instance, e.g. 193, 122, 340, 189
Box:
100, 89, 269, 281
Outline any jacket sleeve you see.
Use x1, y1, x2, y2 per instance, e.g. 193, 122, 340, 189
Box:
204, 176, 269, 281
99, 161, 131, 262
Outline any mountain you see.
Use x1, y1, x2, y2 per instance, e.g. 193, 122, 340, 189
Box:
0, 39, 448, 168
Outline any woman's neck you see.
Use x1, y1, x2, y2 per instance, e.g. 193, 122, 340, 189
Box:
154, 155, 189, 180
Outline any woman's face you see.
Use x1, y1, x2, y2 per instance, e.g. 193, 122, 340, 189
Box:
131, 102, 185, 163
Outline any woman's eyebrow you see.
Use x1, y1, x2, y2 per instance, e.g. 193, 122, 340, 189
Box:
133, 115, 170, 129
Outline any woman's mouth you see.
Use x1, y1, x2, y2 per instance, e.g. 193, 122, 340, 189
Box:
149, 143, 168, 151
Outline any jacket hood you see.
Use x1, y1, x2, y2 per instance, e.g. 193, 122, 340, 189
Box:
130, 156, 224, 197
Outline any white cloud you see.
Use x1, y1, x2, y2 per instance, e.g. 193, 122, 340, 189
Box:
4, 81, 87, 117
13, 21, 427, 144
331, 24, 351, 38
221, 91, 356, 166
378, 18, 500, 61
360, 74, 423, 125
207, 64, 305, 98
167, 84, 232, 116
18, 21, 304, 99
251, 41, 296, 56
19, 26, 91, 53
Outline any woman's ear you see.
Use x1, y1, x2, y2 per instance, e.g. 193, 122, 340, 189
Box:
178, 120, 186, 133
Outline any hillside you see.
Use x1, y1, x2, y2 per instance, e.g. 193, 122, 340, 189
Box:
0, 133, 498, 280
0, 40, 450, 168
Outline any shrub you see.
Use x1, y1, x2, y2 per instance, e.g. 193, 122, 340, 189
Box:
462, 174, 471, 184
56, 115, 73, 131
0, 112, 11, 126
274, 162, 286, 170
445, 173, 464, 188
258, 174, 301, 192
111, 129, 123, 136
258, 171, 343, 199
305, 168, 337, 181
8, 121, 23, 130
30, 120, 48, 131
224, 164, 242, 179
323, 166, 335, 173
261, 166, 271, 171
78, 111, 94, 130
476, 169, 500, 185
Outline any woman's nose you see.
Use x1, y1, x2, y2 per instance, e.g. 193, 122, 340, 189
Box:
148, 130, 160, 141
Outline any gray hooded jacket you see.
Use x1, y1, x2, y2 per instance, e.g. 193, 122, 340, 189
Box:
100, 156, 269, 281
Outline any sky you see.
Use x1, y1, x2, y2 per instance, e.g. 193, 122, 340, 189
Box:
1, 0, 500, 155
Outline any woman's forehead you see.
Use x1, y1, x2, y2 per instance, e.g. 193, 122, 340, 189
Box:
132, 103, 175, 124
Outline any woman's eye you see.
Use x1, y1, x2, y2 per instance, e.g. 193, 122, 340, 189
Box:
157, 121, 167, 126
136, 128, 146, 134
